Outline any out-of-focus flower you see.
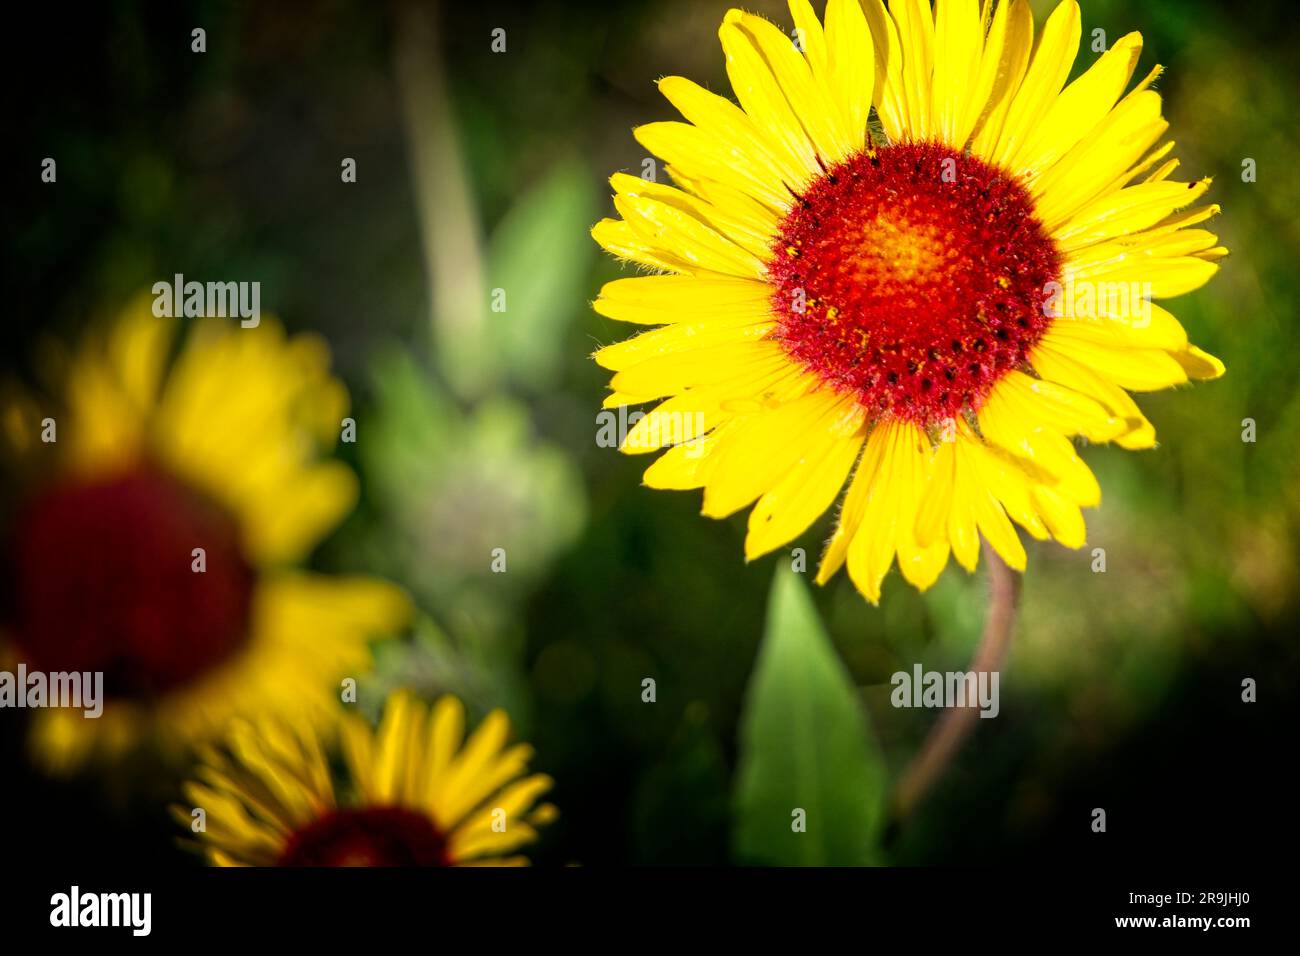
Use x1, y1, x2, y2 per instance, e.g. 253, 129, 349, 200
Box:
178, 689, 556, 866
0, 294, 409, 771
590, 0, 1225, 603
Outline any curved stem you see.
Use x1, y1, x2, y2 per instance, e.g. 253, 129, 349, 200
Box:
892, 544, 1020, 819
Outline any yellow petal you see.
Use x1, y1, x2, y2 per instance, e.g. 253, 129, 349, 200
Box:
931, 0, 983, 147
1032, 90, 1168, 232
655, 76, 805, 202
1040, 326, 1189, 392
594, 275, 771, 326
985, 369, 1125, 444
419, 696, 466, 806
1031, 483, 1087, 548
970, 0, 1034, 160
1011, 32, 1143, 180
703, 389, 860, 518
788, 0, 830, 80
1030, 342, 1156, 449
719, 15, 820, 183
826, 0, 879, 144
952, 0, 1010, 149
1054, 179, 1212, 253
844, 420, 935, 603
633, 117, 792, 213
614, 194, 766, 279
609, 339, 790, 402
978, 392, 1101, 506
642, 430, 725, 490
594, 320, 775, 373
610, 173, 774, 261
745, 427, 865, 561
890, 0, 938, 141
727, 10, 856, 165
621, 392, 724, 455
1171, 344, 1225, 380
990, 0, 1080, 167
591, 217, 696, 274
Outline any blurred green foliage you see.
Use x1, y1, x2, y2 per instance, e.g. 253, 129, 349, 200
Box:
488, 160, 600, 390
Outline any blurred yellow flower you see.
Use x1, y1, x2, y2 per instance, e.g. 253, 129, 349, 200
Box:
1, 294, 409, 771
591, 0, 1225, 603
178, 689, 557, 866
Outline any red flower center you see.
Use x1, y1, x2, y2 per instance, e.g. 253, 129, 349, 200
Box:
278, 807, 451, 867
767, 142, 1061, 425
5, 466, 255, 698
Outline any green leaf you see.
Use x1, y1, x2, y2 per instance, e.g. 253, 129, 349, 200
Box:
486, 159, 597, 389
733, 567, 889, 866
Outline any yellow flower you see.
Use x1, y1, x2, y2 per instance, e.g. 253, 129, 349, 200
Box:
178, 690, 557, 866
590, 0, 1225, 603
1, 295, 410, 770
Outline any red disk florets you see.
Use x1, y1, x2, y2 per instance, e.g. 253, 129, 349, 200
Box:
767, 142, 1061, 424
5, 467, 255, 698
279, 807, 451, 867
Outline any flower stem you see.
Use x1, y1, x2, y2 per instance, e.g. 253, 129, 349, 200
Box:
892, 543, 1020, 819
